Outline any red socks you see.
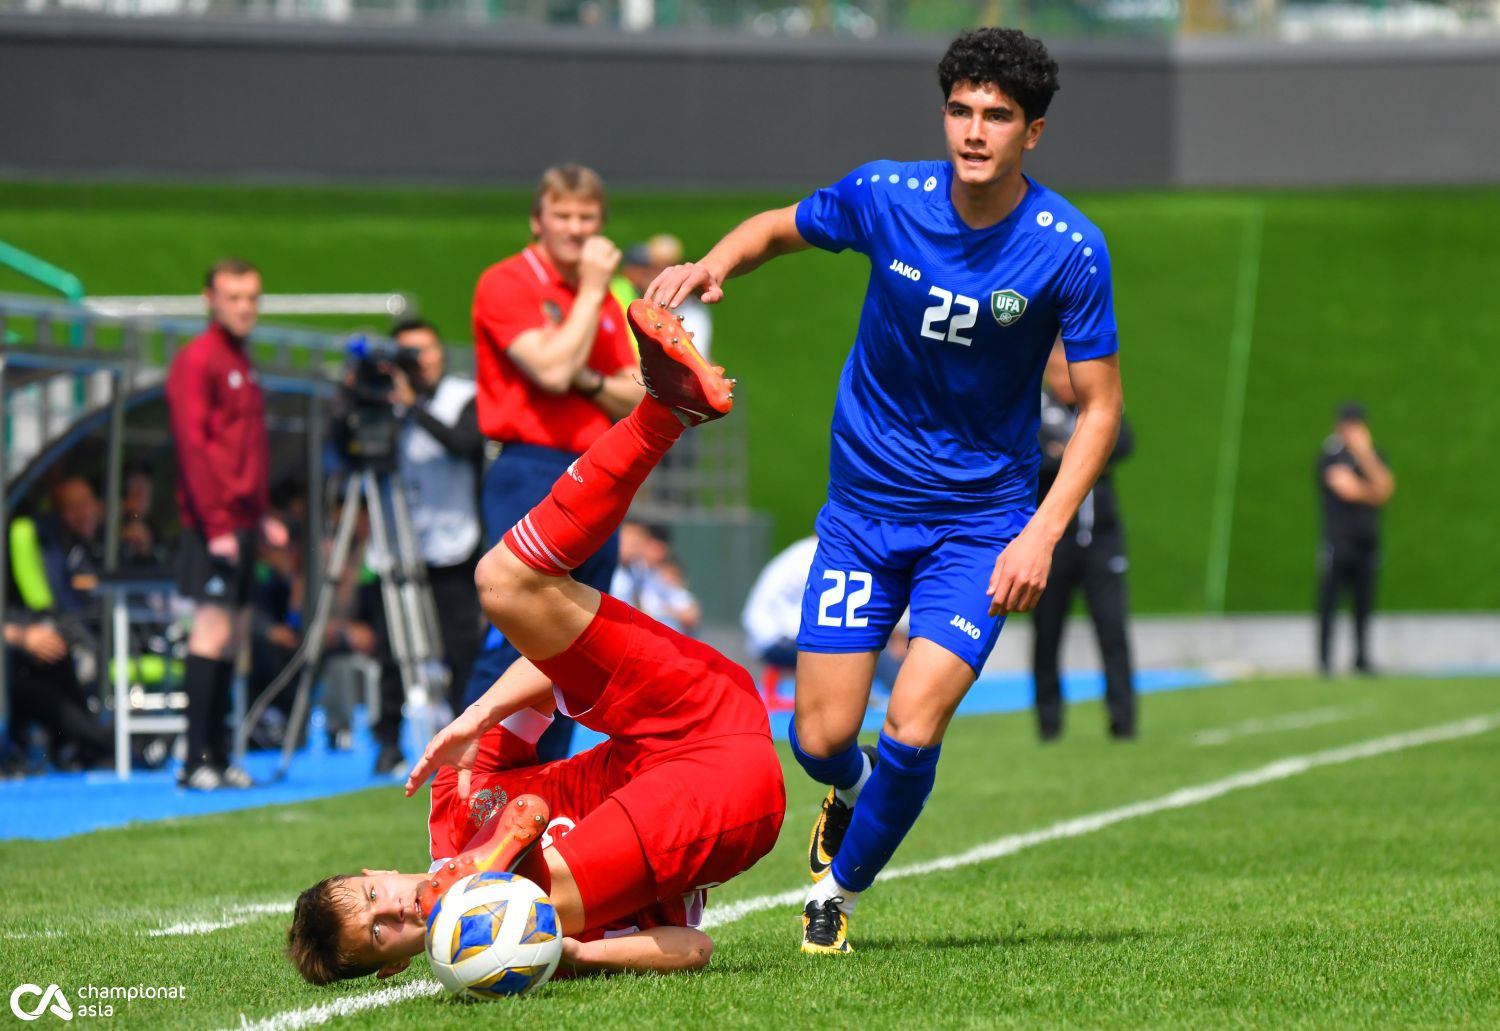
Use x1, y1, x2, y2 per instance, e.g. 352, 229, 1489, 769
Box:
505, 397, 684, 575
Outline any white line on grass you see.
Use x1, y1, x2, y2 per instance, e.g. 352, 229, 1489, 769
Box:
229, 980, 443, 1031
1192, 702, 1377, 746
702, 711, 1500, 928
229, 713, 1499, 1029
1204, 204, 1265, 612
151, 902, 292, 937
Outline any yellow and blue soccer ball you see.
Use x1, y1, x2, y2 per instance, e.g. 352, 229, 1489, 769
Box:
425, 871, 562, 999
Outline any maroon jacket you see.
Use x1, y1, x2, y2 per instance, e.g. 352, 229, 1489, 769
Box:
165, 323, 269, 538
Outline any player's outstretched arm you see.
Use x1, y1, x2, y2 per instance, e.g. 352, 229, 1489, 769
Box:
989, 353, 1124, 615
646, 204, 808, 309
404, 657, 555, 799
559, 927, 714, 976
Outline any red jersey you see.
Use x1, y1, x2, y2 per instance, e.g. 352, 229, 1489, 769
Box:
428, 718, 703, 938
165, 324, 269, 537
472, 245, 636, 453
428, 597, 784, 940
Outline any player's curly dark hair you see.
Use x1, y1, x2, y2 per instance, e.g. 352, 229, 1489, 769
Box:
286, 876, 378, 985
937, 28, 1061, 122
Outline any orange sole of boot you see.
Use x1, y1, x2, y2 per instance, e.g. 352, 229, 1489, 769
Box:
419, 793, 550, 918
626, 299, 734, 418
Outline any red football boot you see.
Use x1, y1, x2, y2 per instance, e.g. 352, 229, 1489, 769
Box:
416, 793, 550, 919
626, 299, 734, 425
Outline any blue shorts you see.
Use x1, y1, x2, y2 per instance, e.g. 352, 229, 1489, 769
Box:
796, 500, 1033, 674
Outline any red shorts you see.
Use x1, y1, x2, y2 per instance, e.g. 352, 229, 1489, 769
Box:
431, 593, 786, 922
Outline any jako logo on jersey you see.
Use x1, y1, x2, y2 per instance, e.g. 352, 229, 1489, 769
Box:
566, 461, 583, 483
888, 258, 922, 282
10, 983, 72, 1022
950, 614, 982, 640
990, 289, 1028, 328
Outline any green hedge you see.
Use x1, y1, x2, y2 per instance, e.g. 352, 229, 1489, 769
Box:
2, 180, 1495, 613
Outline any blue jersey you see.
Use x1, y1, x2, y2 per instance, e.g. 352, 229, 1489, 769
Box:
795, 159, 1119, 521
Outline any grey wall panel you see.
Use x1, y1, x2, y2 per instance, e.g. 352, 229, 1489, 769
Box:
2, 17, 1498, 189
1174, 42, 1500, 187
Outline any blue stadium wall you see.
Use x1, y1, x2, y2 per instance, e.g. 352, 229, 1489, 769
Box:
1, 16, 1497, 189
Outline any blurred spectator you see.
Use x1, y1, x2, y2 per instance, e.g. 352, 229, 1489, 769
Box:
742, 532, 904, 711
466, 164, 643, 762
10, 476, 106, 666
1032, 342, 1137, 742
1317, 402, 1396, 677
119, 460, 166, 567
610, 521, 701, 635
3, 615, 114, 772
165, 257, 288, 791
5, 476, 117, 771
742, 534, 819, 675
243, 516, 307, 751
386, 318, 485, 731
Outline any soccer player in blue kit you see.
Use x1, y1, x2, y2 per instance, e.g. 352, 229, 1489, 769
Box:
648, 27, 1125, 954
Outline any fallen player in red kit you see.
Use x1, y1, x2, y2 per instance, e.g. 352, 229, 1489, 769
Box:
287, 302, 786, 984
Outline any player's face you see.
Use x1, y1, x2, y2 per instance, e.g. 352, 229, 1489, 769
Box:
942, 80, 1044, 189
204, 270, 261, 339
531, 192, 605, 273
340, 872, 428, 970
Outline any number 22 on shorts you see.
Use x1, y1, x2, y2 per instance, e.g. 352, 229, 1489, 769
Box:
817, 570, 872, 628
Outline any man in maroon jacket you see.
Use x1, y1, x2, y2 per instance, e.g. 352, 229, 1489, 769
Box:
165, 258, 287, 790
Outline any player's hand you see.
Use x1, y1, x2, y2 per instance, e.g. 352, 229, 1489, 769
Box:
1341, 421, 1374, 452
404, 706, 486, 800
21, 624, 69, 664
261, 515, 289, 549
987, 529, 1055, 616
646, 262, 724, 308
578, 236, 621, 295
387, 367, 417, 408
207, 533, 240, 562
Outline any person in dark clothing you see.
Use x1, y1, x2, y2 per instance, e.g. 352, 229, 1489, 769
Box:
5, 477, 114, 769
1316, 402, 1396, 676
165, 257, 288, 791
1032, 342, 1136, 741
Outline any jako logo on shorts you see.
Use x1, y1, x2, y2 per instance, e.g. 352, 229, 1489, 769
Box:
10, 983, 72, 1022
949, 614, 982, 640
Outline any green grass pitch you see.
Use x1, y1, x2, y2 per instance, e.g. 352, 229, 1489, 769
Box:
1, 674, 1497, 1028
2, 181, 1498, 613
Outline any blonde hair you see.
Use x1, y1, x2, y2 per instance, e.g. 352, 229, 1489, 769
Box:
531, 164, 608, 221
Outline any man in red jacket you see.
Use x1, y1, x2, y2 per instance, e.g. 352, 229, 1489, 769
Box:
165, 258, 287, 790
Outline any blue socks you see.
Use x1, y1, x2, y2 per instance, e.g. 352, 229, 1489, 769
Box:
829, 732, 941, 893
788, 719, 866, 791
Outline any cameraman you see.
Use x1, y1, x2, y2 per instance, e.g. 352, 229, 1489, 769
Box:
365, 318, 484, 774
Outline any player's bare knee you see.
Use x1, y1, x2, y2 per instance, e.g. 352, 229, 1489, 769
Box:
881, 714, 943, 750
474, 543, 543, 620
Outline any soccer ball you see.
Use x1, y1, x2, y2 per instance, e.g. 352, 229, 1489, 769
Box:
425, 871, 562, 999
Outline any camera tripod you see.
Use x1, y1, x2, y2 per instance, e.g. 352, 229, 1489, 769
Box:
235, 464, 446, 780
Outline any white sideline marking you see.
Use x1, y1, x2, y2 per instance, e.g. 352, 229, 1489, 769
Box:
228, 980, 442, 1031
1192, 702, 1377, 746
151, 902, 291, 937
702, 712, 1500, 928
231, 713, 1499, 1028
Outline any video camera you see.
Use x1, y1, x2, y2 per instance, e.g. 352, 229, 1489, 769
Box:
333, 335, 422, 471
